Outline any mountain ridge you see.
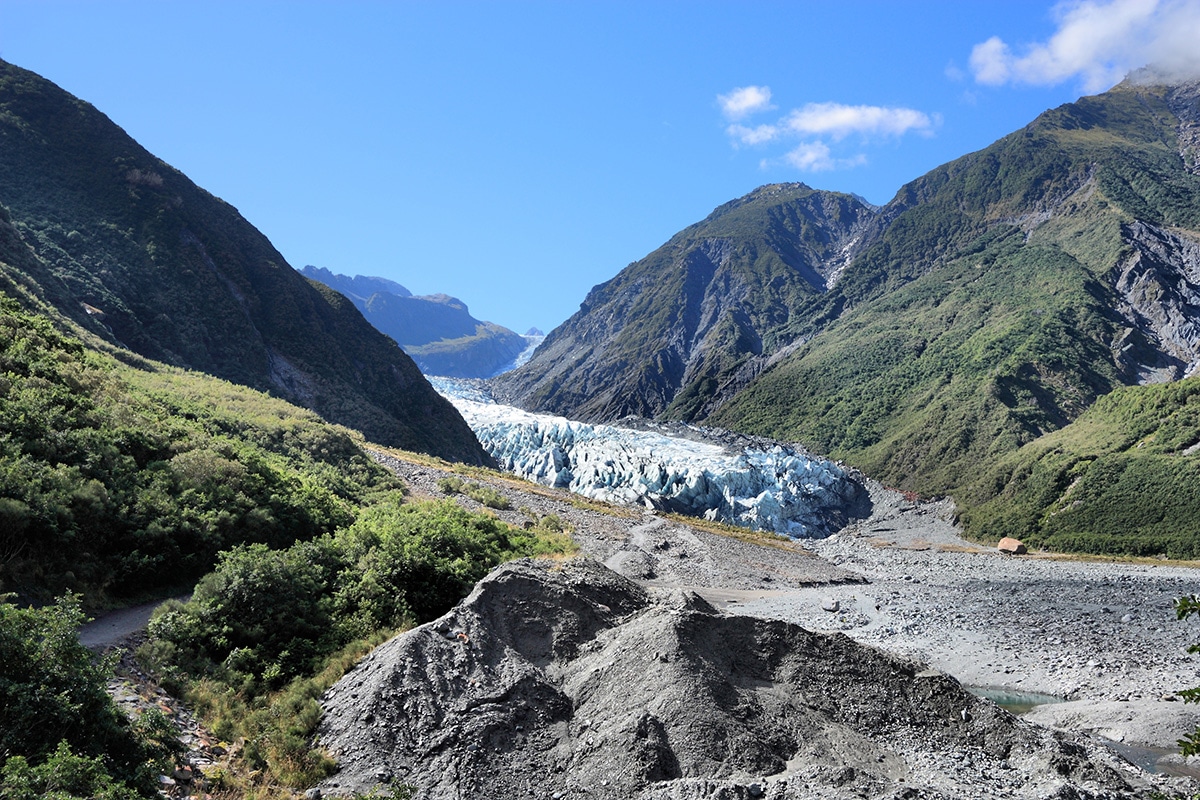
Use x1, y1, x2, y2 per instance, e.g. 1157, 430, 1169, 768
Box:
713, 76, 1200, 493
493, 183, 878, 420
301, 265, 529, 378
496, 75, 1200, 536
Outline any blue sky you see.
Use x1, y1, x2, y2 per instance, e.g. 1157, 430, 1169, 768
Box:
2, 1, 1199, 333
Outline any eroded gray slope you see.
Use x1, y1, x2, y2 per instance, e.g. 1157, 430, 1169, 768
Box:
319, 558, 1170, 800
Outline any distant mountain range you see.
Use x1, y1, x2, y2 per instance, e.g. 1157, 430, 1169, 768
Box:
0, 58, 487, 465
497, 71, 1200, 556
301, 266, 528, 378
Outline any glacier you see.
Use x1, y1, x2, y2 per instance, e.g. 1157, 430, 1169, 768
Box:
431, 378, 863, 537
489, 333, 546, 377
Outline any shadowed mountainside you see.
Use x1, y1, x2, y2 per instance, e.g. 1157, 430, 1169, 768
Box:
0, 59, 487, 464
494, 184, 876, 421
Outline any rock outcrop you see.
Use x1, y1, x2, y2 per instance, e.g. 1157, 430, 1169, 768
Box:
997, 537, 1028, 555
492, 184, 877, 423
318, 558, 1167, 799
1111, 220, 1200, 383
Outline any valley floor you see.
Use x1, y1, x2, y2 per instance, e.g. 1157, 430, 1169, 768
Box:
379, 449, 1200, 777
82, 448, 1200, 793
729, 481, 1200, 775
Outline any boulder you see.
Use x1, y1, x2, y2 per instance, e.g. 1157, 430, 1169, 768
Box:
997, 537, 1027, 555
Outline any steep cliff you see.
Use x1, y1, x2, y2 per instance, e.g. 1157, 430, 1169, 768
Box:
494, 184, 876, 421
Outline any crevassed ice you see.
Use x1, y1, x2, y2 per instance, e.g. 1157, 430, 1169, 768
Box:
431, 378, 860, 537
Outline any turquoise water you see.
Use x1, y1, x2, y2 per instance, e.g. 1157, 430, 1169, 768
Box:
966, 686, 1065, 715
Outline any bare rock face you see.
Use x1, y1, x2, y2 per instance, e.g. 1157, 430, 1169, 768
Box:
491, 184, 878, 423
1111, 220, 1200, 382
317, 558, 1171, 799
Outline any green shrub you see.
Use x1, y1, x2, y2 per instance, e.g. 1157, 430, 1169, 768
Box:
436, 475, 466, 494
141, 497, 576, 788
0, 595, 174, 798
0, 741, 143, 800
464, 482, 511, 510
435, 475, 510, 509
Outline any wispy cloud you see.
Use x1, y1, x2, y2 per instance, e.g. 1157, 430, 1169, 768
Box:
784, 103, 937, 140
718, 90, 937, 174
725, 122, 780, 145
718, 85, 774, 120
970, 0, 1200, 92
783, 142, 834, 171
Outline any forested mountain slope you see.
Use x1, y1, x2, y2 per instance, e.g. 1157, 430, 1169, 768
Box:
716, 76, 1200, 494
958, 373, 1200, 558
501, 75, 1200, 506
0, 60, 487, 464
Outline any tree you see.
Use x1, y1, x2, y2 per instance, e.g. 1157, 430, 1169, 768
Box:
1175, 594, 1200, 755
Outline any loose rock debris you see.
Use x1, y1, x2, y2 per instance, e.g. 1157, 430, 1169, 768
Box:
317, 558, 1192, 799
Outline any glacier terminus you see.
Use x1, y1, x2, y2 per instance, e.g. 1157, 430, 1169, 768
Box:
432, 378, 864, 537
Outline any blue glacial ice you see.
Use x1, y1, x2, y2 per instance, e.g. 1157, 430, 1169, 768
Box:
431, 378, 862, 538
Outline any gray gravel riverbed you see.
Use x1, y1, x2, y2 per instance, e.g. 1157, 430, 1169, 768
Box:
372, 449, 1200, 778
728, 481, 1200, 771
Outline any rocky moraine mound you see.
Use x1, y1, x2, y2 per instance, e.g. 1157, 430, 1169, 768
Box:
318, 558, 1182, 799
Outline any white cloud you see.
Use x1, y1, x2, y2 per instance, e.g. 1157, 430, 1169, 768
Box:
970, 0, 1200, 92
784, 102, 936, 140
716, 87, 936, 174
779, 144, 869, 172
783, 142, 835, 171
718, 85, 774, 120
725, 122, 781, 146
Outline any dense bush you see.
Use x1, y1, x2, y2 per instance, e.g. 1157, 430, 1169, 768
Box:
139, 497, 574, 786
0, 294, 399, 606
146, 499, 571, 693
0, 595, 174, 798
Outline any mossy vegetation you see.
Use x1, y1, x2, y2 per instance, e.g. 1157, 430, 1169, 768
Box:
959, 375, 1200, 558
714, 80, 1200, 515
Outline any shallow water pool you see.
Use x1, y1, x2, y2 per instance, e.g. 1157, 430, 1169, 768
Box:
966, 686, 1065, 715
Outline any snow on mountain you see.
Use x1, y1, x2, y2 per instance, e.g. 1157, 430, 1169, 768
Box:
431, 378, 862, 537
